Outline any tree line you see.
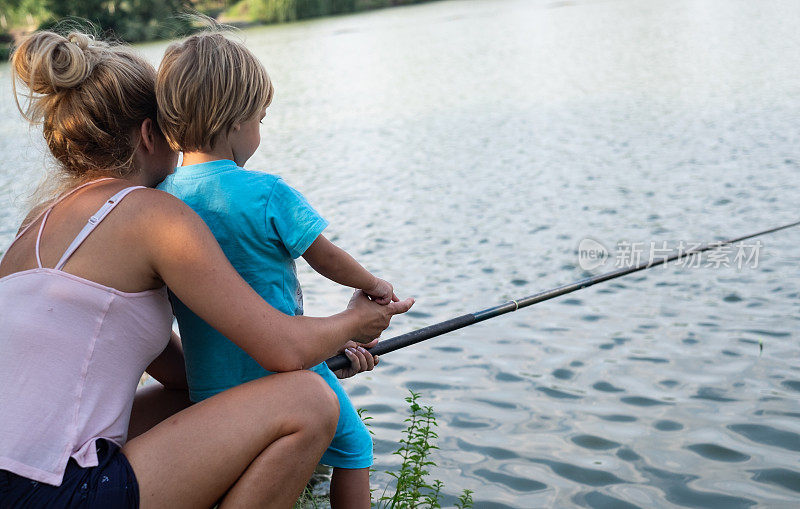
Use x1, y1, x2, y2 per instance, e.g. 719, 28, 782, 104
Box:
227, 0, 431, 24
1, 0, 435, 58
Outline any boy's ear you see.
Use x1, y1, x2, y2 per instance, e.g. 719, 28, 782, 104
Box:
139, 118, 157, 154
232, 123, 241, 132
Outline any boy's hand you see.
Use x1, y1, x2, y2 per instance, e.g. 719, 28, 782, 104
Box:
335, 339, 379, 379
366, 278, 396, 305
347, 290, 414, 343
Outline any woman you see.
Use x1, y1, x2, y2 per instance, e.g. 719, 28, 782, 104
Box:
0, 30, 413, 508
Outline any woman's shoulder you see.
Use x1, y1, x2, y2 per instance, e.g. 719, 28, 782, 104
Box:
16, 201, 53, 235
125, 187, 204, 223
98, 186, 208, 245
128, 185, 185, 203
123, 187, 219, 258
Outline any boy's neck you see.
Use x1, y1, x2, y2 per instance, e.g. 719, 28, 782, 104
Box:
181, 149, 236, 167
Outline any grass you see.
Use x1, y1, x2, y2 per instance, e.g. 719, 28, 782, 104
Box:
296, 391, 473, 508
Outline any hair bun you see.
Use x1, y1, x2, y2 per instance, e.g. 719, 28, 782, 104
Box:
67, 32, 90, 52
13, 31, 94, 96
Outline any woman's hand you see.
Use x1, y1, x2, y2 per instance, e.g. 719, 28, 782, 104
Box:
347, 290, 414, 343
334, 339, 379, 379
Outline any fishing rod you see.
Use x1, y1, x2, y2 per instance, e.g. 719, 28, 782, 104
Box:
326, 220, 800, 371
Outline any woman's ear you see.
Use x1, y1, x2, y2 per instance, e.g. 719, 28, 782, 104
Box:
139, 118, 157, 154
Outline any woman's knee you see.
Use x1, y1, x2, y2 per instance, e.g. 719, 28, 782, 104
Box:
258, 370, 339, 434
295, 371, 339, 432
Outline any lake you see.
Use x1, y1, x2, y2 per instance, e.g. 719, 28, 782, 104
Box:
1, 0, 799, 506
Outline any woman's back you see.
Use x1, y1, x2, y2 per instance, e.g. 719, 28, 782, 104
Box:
0, 179, 170, 292
0, 180, 173, 485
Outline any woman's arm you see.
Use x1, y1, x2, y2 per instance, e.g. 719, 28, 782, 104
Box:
141, 191, 413, 372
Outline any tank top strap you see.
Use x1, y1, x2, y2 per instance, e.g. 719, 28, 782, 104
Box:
12, 178, 116, 246
34, 208, 54, 268
54, 186, 145, 271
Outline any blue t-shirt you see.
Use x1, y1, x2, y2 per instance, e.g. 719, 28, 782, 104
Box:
157, 159, 329, 401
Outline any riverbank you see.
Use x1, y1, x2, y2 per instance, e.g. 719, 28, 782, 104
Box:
0, 0, 439, 60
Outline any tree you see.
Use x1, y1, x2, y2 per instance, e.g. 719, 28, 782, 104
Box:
1, 0, 22, 32
42, 0, 193, 42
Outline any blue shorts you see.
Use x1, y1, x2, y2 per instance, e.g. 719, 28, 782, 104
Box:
0, 440, 139, 508
311, 363, 373, 469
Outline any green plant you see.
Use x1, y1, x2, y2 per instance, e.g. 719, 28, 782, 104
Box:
294, 394, 473, 508
293, 464, 331, 508
376, 391, 473, 509
294, 486, 323, 509
357, 406, 375, 435
455, 489, 474, 509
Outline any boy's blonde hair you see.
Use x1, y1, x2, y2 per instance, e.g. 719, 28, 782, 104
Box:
157, 32, 274, 152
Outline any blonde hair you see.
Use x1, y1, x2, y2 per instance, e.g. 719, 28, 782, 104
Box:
11, 30, 158, 186
157, 32, 273, 152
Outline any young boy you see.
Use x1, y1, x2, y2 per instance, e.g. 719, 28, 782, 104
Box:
155, 33, 403, 507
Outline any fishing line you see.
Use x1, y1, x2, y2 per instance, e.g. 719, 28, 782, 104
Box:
326, 220, 800, 371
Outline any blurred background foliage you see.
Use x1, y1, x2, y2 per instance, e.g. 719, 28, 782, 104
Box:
0, 0, 434, 58
226, 0, 429, 24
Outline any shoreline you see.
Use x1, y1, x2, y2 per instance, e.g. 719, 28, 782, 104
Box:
0, 0, 441, 61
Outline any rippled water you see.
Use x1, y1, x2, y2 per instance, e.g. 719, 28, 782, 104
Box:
2, 0, 800, 506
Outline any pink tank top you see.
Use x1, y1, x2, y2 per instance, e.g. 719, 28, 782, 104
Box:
0, 180, 173, 486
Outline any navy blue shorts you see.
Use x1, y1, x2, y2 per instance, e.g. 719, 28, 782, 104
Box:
0, 439, 139, 508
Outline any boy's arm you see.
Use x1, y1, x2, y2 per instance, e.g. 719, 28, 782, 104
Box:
145, 330, 188, 390
302, 234, 396, 304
